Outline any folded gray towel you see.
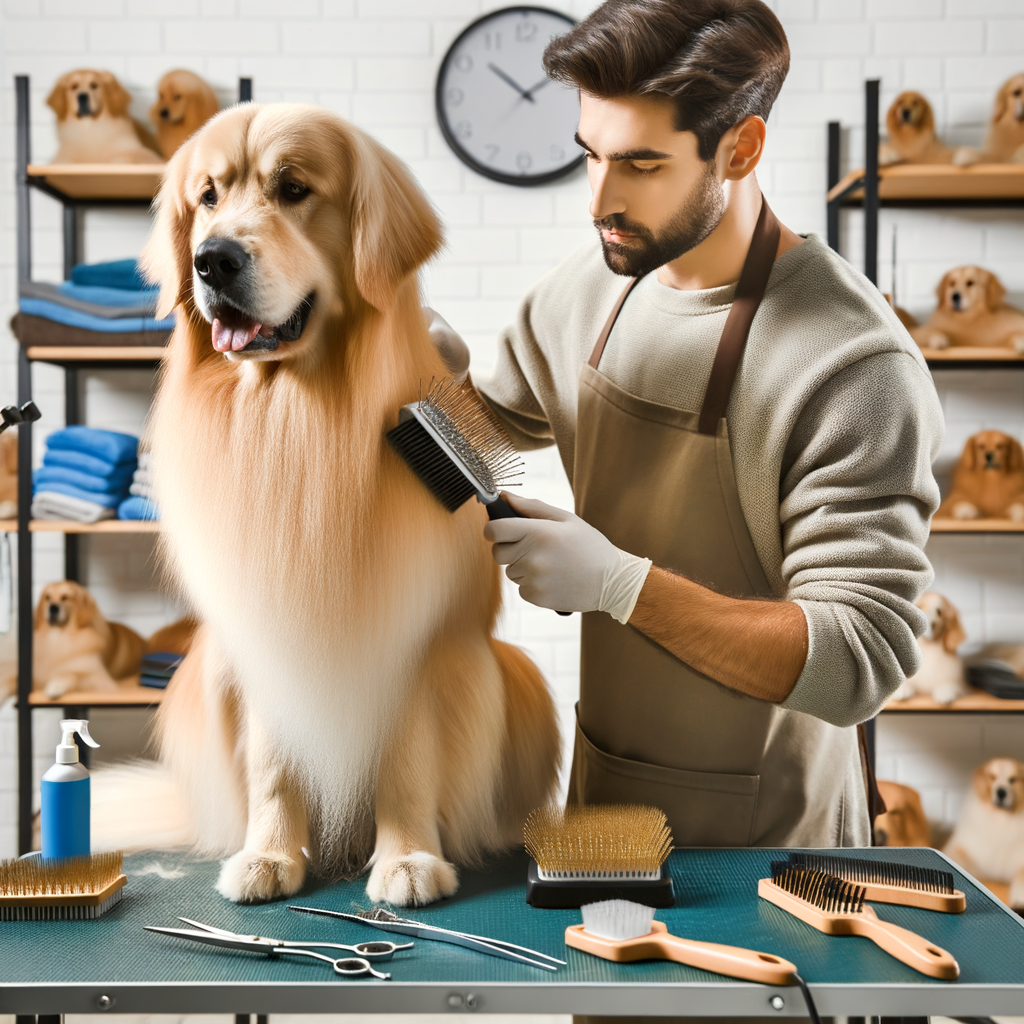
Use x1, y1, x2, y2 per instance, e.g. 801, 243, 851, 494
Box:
32, 490, 115, 523
19, 281, 157, 320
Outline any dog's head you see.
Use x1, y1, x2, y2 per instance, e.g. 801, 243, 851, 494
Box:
936, 265, 1005, 318
47, 69, 131, 122
958, 429, 1024, 477
915, 591, 966, 653
150, 69, 219, 128
993, 73, 1024, 129
973, 757, 1024, 813
34, 580, 98, 630
142, 103, 442, 363
874, 780, 930, 847
886, 91, 934, 138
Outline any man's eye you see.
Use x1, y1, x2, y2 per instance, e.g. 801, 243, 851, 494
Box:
282, 181, 310, 201
631, 163, 661, 176
201, 188, 217, 207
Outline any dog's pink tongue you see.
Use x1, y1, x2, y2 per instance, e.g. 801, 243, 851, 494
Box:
212, 319, 262, 352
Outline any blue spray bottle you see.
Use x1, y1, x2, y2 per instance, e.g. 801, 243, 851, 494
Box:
40, 719, 100, 860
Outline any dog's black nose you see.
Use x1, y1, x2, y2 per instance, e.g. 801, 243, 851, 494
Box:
160, 107, 170, 119
194, 238, 249, 290
951, 291, 962, 310
47, 603, 60, 623
76, 92, 91, 116
996, 786, 1008, 801
901, 108, 912, 123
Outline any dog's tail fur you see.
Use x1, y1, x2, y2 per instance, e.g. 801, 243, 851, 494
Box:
91, 759, 193, 852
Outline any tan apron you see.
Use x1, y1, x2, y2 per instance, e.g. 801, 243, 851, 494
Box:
568, 201, 860, 849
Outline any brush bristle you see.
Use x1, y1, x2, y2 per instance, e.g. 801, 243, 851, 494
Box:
581, 899, 656, 940
0, 887, 124, 921
0, 852, 123, 897
386, 415, 476, 512
524, 805, 673, 880
770, 862, 865, 914
787, 853, 955, 895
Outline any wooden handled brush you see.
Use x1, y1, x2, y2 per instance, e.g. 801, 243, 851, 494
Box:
760, 864, 959, 980
785, 852, 965, 913
0, 852, 126, 921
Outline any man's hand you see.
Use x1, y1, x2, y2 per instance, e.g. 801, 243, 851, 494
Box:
484, 493, 651, 622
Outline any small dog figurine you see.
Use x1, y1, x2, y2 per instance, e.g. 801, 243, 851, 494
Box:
874, 781, 931, 847
891, 592, 970, 704
945, 757, 1024, 910
910, 266, 1024, 353
48, 69, 162, 164
938, 430, 1024, 521
955, 73, 1024, 166
879, 91, 953, 166
150, 70, 220, 159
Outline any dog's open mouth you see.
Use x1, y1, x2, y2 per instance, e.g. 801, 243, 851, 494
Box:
211, 294, 315, 353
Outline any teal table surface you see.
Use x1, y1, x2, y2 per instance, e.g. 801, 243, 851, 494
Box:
2, 847, 1023, 1017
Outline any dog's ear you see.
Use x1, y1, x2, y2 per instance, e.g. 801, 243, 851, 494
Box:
935, 270, 953, 310
992, 81, 1010, 125
350, 131, 443, 310
33, 589, 48, 631
920, 98, 935, 135
973, 763, 992, 802
141, 138, 198, 319
941, 601, 967, 653
72, 585, 96, 629
101, 71, 133, 119
46, 74, 70, 120
1008, 436, 1024, 473
985, 270, 1006, 310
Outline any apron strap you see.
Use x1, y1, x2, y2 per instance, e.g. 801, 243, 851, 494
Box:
588, 275, 644, 369
697, 200, 781, 435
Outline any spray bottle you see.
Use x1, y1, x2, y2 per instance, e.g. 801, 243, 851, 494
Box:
40, 719, 100, 860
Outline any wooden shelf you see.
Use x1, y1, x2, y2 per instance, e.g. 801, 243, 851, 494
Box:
829, 162, 1024, 204
884, 688, 1024, 712
26, 162, 164, 200
930, 518, 1024, 534
0, 519, 159, 533
924, 347, 1024, 365
26, 346, 166, 364
28, 682, 164, 706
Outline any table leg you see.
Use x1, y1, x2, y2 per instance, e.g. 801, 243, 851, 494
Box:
879, 1018, 928, 1024
235, 1015, 269, 1024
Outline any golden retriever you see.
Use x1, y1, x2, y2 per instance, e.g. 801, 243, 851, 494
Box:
879, 91, 953, 166
48, 69, 162, 164
955, 73, 1024, 166
938, 430, 1024, 521
91, 103, 560, 907
891, 592, 970, 704
150, 70, 220, 160
911, 266, 1024, 352
0, 432, 16, 520
874, 781, 931, 847
946, 758, 1024, 910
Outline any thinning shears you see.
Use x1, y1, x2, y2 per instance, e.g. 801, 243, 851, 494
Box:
288, 905, 565, 972
145, 916, 413, 980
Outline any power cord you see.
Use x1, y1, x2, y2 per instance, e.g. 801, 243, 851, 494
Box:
790, 972, 822, 1024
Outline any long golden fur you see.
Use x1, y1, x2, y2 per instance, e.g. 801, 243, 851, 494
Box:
0, 431, 16, 520
938, 430, 1024, 521
879, 91, 953, 166
873, 781, 931, 848
150, 70, 220, 160
956, 74, 1024, 166
47, 69, 162, 164
92, 103, 560, 906
910, 265, 1024, 353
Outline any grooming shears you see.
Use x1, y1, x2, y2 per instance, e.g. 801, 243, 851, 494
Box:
145, 916, 413, 980
288, 905, 565, 972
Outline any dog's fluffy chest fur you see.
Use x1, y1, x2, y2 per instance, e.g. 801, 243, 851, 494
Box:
953, 798, 1024, 880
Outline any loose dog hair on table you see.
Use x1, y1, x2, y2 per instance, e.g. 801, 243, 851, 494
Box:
91, 103, 560, 907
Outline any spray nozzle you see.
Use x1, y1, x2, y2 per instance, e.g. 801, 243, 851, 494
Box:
56, 719, 99, 764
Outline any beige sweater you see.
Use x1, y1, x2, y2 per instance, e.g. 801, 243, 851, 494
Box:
478, 233, 944, 729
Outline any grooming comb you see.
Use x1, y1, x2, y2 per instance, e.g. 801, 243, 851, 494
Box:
524, 804, 675, 908
786, 852, 965, 913
0, 852, 126, 921
759, 863, 959, 979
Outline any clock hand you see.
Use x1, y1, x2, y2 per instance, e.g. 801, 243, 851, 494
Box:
521, 78, 552, 101
487, 63, 535, 103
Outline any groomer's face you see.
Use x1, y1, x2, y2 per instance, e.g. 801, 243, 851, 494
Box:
577, 93, 725, 277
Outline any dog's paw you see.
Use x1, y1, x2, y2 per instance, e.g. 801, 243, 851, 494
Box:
952, 146, 980, 168
927, 332, 950, 350
43, 676, 74, 700
931, 684, 964, 705
1009, 503, 1024, 523
952, 501, 979, 520
1011, 334, 1024, 355
216, 848, 306, 903
366, 851, 458, 907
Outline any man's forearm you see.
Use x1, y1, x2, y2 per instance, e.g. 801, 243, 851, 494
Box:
628, 566, 808, 702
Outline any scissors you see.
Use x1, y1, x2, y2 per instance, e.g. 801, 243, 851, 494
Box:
288, 905, 565, 972
145, 916, 413, 980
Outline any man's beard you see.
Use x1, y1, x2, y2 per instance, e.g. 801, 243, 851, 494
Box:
596, 164, 725, 278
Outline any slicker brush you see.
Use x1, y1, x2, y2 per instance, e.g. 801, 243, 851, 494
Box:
0, 852, 127, 920
523, 804, 675, 908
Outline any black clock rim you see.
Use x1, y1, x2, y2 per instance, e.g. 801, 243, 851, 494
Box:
435, 4, 586, 188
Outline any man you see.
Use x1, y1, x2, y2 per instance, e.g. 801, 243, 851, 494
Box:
435, 0, 941, 849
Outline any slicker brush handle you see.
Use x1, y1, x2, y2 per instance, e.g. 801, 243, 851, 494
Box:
854, 909, 959, 979
653, 933, 798, 986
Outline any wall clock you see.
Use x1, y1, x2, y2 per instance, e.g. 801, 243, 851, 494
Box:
436, 6, 585, 187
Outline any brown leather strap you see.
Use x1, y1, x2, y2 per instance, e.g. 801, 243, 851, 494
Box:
858, 721, 888, 839
697, 200, 780, 435
588, 276, 644, 369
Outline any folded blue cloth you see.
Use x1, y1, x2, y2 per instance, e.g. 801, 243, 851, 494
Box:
118, 495, 159, 520
43, 448, 131, 478
70, 259, 148, 291
57, 282, 160, 308
46, 426, 138, 465
34, 480, 122, 509
18, 296, 173, 333
34, 466, 133, 497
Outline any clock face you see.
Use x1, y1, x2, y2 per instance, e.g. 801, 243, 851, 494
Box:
436, 6, 585, 186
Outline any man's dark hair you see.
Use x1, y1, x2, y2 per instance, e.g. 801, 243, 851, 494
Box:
543, 0, 790, 162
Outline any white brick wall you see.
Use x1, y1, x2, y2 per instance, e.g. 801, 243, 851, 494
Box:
1, 0, 1023, 858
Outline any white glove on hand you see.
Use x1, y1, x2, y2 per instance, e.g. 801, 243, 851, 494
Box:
484, 493, 652, 623
422, 307, 470, 381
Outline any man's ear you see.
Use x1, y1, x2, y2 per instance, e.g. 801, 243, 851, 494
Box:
141, 139, 198, 318
46, 74, 69, 120
722, 115, 766, 181
350, 130, 443, 310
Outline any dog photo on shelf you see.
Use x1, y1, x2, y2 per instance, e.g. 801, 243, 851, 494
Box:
935, 430, 1024, 522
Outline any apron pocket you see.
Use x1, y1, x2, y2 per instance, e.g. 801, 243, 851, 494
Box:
572, 715, 760, 847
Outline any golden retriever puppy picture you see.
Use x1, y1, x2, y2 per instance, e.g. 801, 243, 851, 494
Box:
874, 781, 931, 848
879, 91, 953, 166
48, 69, 162, 164
946, 758, 1024, 910
938, 430, 1024, 521
910, 266, 1024, 353
150, 70, 220, 160
891, 592, 970, 704
956, 73, 1024, 166
91, 103, 560, 907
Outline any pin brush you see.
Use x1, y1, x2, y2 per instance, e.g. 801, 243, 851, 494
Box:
0, 851, 126, 920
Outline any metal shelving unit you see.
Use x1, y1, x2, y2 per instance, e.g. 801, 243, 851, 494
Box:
11, 74, 252, 854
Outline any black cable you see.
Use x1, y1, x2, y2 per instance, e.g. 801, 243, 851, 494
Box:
790, 972, 822, 1024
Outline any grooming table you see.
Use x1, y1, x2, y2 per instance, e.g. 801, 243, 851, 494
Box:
1, 847, 1022, 1017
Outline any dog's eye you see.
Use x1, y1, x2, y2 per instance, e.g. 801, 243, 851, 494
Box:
282, 181, 309, 202
201, 188, 217, 208
174, 94, 181, 101
967, 280, 974, 287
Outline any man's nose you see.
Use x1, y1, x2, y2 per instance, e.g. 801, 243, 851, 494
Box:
588, 163, 625, 221
194, 238, 249, 291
